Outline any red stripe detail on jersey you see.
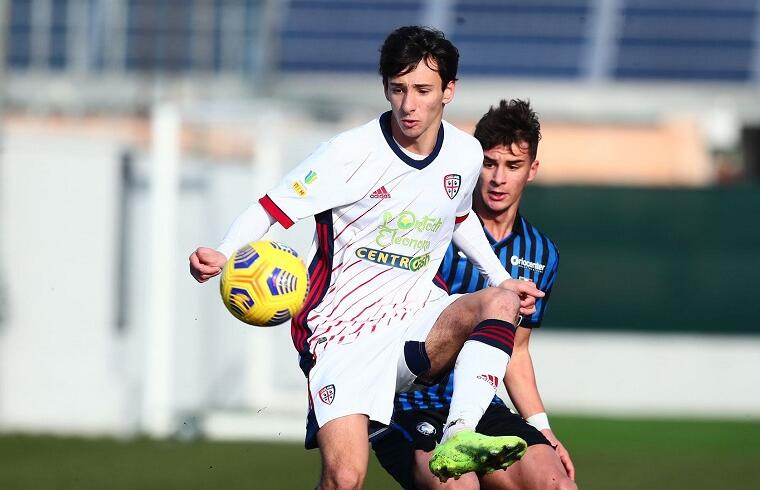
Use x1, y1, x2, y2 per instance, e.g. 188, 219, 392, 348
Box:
259, 194, 295, 229
334, 198, 386, 241
325, 269, 393, 318
455, 213, 469, 224
350, 298, 382, 322
342, 259, 362, 273
345, 154, 370, 183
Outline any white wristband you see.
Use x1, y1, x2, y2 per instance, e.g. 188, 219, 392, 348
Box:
525, 412, 550, 431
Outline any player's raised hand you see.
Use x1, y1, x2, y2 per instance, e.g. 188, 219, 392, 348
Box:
189, 247, 227, 283
541, 428, 576, 480
497, 279, 544, 317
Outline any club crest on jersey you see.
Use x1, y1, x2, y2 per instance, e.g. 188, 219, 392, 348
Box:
477, 374, 499, 389
444, 174, 461, 199
318, 384, 335, 405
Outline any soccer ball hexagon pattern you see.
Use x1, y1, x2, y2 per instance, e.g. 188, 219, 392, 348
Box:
220, 240, 309, 327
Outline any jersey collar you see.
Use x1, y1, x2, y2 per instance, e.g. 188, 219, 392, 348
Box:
479, 212, 524, 248
379, 111, 444, 170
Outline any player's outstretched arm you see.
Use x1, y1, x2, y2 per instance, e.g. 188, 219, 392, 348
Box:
506, 328, 575, 480
189, 247, 227, 283
189, 201, 276, 283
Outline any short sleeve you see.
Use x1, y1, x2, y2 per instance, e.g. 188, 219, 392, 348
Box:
522, 246, 559, 328
261, 138, 369, 229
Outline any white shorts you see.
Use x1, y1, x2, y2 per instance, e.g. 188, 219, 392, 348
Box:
306, 293, 462, 437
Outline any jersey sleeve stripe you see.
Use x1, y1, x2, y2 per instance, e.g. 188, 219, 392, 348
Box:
259, 194, 295, 229
455, 213, 469, 224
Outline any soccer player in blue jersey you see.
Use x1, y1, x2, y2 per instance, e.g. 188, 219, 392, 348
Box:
371, 100, 577, 489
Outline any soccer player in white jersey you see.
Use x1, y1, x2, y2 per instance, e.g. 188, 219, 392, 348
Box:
190, 26, 544, 488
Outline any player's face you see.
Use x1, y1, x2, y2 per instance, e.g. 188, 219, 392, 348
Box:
477, 142, 539, 214
384, 58, 455, 151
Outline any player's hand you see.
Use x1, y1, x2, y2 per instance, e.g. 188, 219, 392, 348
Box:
497, 279, 544, 317
541, 428, 576, 480
189, 247, 227, 283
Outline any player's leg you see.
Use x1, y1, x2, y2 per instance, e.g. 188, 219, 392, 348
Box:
397, 289, 524, 480
480, 444, 577, 490
474, 404, 576, 490
424, 288, 521, 434
316, 414, 370, 490
371, 406, 479, 490
421, 287, 521, 381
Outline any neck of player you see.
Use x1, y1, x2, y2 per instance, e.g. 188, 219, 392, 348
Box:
473, 193, 521, 242
390, 114, 441, 157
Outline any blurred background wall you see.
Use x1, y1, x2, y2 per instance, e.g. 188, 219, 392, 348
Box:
0, 0, 758, 440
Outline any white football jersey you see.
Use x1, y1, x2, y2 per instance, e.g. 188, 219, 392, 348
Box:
260, 112, 483, 369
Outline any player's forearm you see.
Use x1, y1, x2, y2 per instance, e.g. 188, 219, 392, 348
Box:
452, 214, 510, 285
505, 350, 545, 418
216, 201, 276, 259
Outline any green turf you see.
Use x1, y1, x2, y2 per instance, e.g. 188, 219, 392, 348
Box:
1, 416, 759, 489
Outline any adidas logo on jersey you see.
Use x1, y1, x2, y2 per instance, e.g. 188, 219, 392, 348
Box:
370, 186, 391, 198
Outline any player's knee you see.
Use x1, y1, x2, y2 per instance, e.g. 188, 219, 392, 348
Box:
540, 474, 577, 490
321, 465, 365, 490
480, 287, 520, 323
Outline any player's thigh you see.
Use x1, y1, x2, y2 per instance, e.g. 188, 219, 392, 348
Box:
317, 414, 370, 477
371, 429, 418, 490
423, 288, 512, 379
480, 444, 570, 490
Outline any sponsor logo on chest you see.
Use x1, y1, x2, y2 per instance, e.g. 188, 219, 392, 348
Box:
355, 247, 430, 272
510, 255, 546, 273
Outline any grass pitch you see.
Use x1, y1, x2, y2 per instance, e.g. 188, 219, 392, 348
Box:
1, 416, 759, 489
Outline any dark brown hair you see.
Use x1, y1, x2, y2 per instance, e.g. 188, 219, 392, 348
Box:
474, 99, 541, 160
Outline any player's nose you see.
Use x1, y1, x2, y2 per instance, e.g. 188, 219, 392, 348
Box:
401, 93, 416, 113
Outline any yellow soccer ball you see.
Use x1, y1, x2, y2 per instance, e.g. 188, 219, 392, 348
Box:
220, 240, 309, 326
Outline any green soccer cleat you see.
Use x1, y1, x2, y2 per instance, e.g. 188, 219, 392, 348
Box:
429, 430, 527, 482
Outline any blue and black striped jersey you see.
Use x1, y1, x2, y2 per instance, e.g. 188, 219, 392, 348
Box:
395, 213, 559, 412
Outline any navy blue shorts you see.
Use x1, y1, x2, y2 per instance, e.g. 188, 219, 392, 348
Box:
371, 403, 550, 489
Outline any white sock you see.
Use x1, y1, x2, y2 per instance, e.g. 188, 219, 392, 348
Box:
441, 340, 510, 443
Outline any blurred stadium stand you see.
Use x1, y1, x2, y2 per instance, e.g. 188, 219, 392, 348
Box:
4, 0, 759, 81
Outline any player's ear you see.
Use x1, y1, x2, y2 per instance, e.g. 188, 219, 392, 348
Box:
527, 160, 540, 182
383, 81, 391, 102
442, 80, 455, 105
